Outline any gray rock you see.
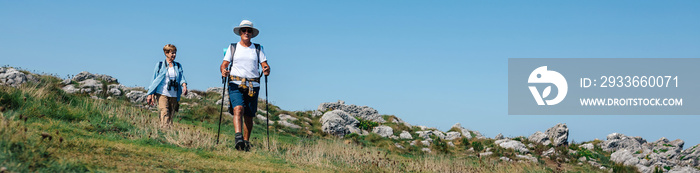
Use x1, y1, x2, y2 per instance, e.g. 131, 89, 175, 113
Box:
126, 90, 147, 103
372, 125, 394, 138
399, 131, 413, 140
495, 139, 529, 154
183, 91, 202, 99
445, 132, 461, 141
317, 100, 385, 123
72, 71, 117, 83
600, 133, 646, 152
611, 149, 640, 166
278, 121, 301, 129
451, 123, 483, 139
545, 123, 569, 147
395, 143, 404, 149
0, 67, 37, 87
421, 148, 431, 153
448, 141, 455, 147
206, 87, 224, 94
421, 140, 431, 146
500, 157, 513, 162
390, 116, 412, 128
529, 131, 550, 145
320, 110, 359, 137
347, 126, 362, 134
516, 155, 538, 163
542, 148, 555, 157
61, 85, 80, 94
495, 133, 504, 140
680, 144, 700, 167
581, 143, 595, 150
311, 110, 323, 117
416, 131, 434, 139
278, 114, 298, 122
79, 79, 103, 93
432, 130, 446, 140
61, 78, 72, 85
669, 166, 700, 173
108, 87, 122, 96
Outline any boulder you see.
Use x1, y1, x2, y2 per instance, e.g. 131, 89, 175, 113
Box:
669, 166, 700, 173
495, 133, 504, 140
421, 148, 431, 153
680, 144, 700, 167
206, 87, 224, 94
611, 149, 640, 166
545, 123, 569, 147
399, 131, 413, 140
372, 125, 394, 138
495, 139, 529, 154
580, 143, 595, 150
444, 132, 461, 141
61, 85, 80, 94
450, 123, 484, 139
516, 155, 538, 163
318, 100, 385, 123
311, 110, 323, 117
183, 91, 202, 100
390, 116, 412, 128
0, 67, 38, 87
278, 114, 298, 122
278, 121, 301, 129
600, 133, 646, 152
320, 110, 359, 137
542, 148, 555, 157
416, 131, 434, 139
126, 90, 147, 103
432, 130, 446, 140
79, 79, 103, 93
528, 131, 550, 146
72, 71, 117, 83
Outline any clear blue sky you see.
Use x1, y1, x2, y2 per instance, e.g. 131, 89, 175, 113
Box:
2, 1, 699, 146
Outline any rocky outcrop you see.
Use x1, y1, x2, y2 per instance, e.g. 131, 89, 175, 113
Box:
529, 131, 550, 145
495, 139, 529, 154
495, 133, 504, 140
545, 123, 569, 146
318, 100, 385, 123
372, 125, 394, 138
444, 132, 461, 141
450, 123, 484, 140
0, 67, 38, 87
399, 131, 413, 140
72, 71, 117, 83
320, 110, 360, 137
605, 134, 698, 173
126, 91, 147, 103
528, 123, 569, 147
600, 133, 646, 152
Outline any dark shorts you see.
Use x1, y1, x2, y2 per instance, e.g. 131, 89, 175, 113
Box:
228, 83, 260, 117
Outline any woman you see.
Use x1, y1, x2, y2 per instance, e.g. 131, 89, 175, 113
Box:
146, 44, 188, 128
220, 20, 271, 151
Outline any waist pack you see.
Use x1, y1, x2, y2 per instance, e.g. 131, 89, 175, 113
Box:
229, 75, 260, 97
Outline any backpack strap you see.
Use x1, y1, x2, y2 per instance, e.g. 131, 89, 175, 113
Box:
157, 61, 163, 74
254, 43, 262, 76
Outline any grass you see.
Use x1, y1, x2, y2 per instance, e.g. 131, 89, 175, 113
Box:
0, 71, 639, 172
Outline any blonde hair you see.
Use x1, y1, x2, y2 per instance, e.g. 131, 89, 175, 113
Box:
163, 44, 177, 53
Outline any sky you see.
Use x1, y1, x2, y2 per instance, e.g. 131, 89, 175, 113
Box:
2, 1, 699, 146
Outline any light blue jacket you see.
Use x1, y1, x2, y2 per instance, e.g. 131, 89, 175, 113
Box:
146, 60, 187, 101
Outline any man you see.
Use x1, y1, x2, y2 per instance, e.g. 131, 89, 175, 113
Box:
220, 20, 271, 151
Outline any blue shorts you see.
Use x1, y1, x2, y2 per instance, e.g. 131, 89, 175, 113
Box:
228, 83, 260, 117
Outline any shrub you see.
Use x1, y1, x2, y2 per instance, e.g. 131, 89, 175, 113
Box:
356, 117, 378, 131
472, 141, 484, 152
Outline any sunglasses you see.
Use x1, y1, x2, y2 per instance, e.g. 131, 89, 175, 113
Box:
240, 28, 253, 33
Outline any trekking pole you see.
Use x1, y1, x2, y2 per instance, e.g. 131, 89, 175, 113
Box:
265, 75, 270, 151
216, 75, 228, 145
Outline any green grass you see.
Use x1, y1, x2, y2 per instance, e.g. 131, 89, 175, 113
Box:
0, 72, 639, 172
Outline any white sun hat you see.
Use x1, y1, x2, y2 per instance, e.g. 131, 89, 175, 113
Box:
233, 20, 259, 38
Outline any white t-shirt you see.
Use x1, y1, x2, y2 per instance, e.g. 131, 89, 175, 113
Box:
223, 43, 267, 87
155, 67, 178, 97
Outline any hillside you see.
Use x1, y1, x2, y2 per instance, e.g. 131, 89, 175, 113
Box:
1, 67, 698, 173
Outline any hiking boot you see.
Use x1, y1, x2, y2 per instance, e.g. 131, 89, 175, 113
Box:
234, 132, 245, 151
244, 140, 251, 152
